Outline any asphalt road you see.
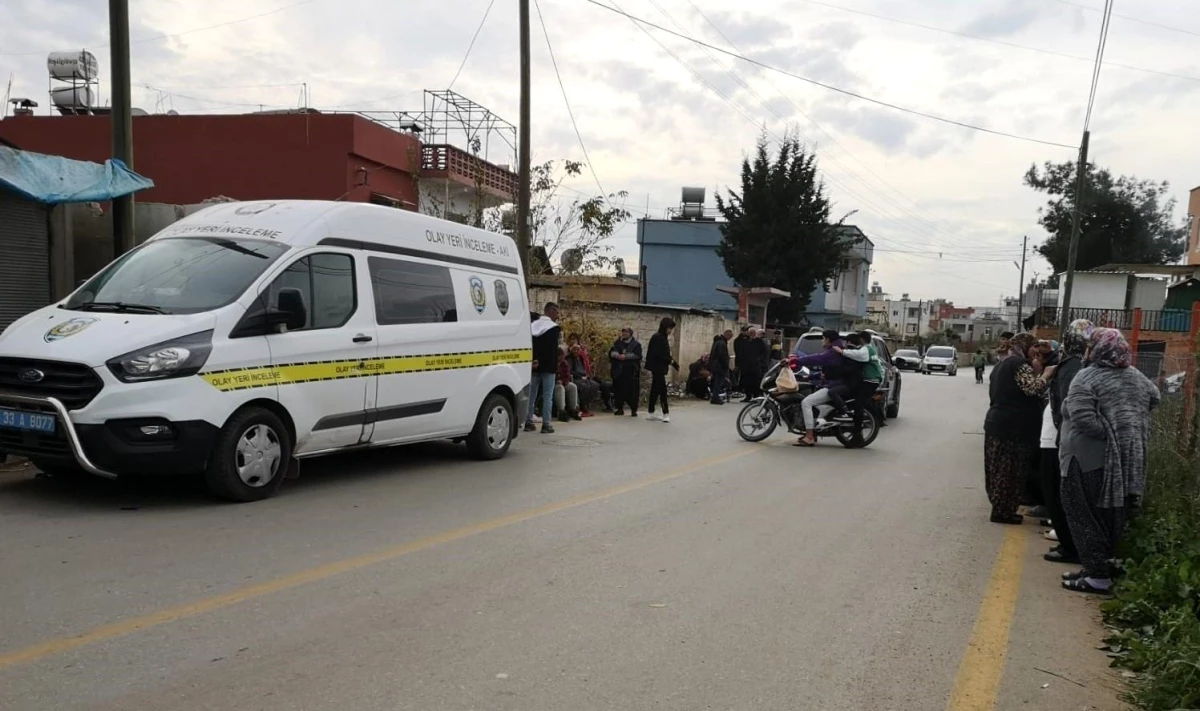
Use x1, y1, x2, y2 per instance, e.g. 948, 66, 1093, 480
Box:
0, 372, 1126, 710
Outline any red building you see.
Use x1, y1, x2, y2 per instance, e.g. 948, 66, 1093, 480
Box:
0, 111, 517, 211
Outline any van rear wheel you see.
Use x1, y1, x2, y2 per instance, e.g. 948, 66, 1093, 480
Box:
205, 407, 290, 502
466, 393, 514, 460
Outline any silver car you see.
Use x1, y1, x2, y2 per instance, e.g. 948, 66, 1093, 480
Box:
921, 346, 959, 376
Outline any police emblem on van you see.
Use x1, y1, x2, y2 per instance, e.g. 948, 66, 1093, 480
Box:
234, 202, 276, 215
494, 279, 510, 316
44, 317, 99, 342
469, 276, 487, 314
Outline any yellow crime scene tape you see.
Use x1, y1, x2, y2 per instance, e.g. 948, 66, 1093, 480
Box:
200, 348, 532, 392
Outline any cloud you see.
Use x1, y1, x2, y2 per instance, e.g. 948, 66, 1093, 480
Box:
960, 0, 1044, 38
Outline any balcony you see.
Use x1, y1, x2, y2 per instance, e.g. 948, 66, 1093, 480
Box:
1031, 306, 1195, 333
420, 144, 517, 205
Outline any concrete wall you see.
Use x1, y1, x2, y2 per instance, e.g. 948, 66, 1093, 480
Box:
1059, 273, 1127, 310
1131, 277, 1167, 310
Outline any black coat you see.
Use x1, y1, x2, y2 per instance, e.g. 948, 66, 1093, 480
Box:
985, 355, 1043, 443
733, 334, 750, 370
745, 338, 769, 375
645, 332, 678, 375
531, 324, 561, 375
709, 335, 730, 373
610, 337, 642, 379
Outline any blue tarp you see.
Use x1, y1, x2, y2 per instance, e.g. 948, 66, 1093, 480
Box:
0, 146, 154, 205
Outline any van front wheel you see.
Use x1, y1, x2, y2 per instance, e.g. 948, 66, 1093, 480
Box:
466, 394, 514, 460
205, 407, 291, 502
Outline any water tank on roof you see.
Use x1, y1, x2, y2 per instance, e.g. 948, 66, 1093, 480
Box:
47, 50, 98, 81
50, 85, 94, 109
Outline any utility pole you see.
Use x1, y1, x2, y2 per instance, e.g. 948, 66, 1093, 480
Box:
109, 0, 134, 259
1059, 130, 1091, 336
1016, 235, 1028, 328
515, 0, 533, 276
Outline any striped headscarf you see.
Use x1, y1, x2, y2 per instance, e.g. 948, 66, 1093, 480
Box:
1088, 328, 1132, 369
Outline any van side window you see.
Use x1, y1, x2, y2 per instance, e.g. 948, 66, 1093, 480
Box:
267, 253, 356, 330
368, 256, 458, 325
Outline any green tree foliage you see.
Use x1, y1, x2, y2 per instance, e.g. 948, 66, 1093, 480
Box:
1025, 161, 1188, 273
716, 134, 854, 323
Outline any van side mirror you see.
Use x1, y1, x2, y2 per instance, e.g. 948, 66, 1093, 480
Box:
271, 287, 308, 331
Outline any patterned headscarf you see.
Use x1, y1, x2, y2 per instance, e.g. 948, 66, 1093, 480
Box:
1062, 319, 1094, 358
1088, 328, 1132, 368
1008, 332, 1037, 359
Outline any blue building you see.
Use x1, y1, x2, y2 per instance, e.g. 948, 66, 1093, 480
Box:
636, 217, 873, 329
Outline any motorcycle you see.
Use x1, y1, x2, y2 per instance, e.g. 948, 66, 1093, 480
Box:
734, 359, 881, 448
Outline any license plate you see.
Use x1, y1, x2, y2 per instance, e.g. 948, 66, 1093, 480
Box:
0, 407, 57, 433
930, 365, 944, 370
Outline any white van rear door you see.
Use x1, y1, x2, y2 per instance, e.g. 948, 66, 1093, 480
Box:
260, 250, 377, 453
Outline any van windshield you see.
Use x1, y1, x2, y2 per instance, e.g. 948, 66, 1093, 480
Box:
63, 237, 290, 315
926, 347, 956, 359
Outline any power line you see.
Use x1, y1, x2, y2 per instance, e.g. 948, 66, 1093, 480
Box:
0, 0, 321, 57
681, 0, 1002, 255
1050, 0, 1200, 40
582, 0, 1078, 150
448, 0, 497, 91
1083, 0, 1115, 132
796, 0, 1200, 84
532, 0, 610, 206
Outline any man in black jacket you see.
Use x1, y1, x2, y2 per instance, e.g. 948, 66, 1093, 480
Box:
609, 328, 643, 416
525, 303, 562, 434
732, 326, 751, 395
708, 330, 733, 404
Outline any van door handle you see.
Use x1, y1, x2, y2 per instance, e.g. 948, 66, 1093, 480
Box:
353, 334, 373, 343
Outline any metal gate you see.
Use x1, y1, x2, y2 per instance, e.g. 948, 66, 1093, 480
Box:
0, 191, 51, 330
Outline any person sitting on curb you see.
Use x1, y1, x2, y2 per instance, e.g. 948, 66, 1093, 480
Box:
567, 338, 611, 414
554, 345, 582, 422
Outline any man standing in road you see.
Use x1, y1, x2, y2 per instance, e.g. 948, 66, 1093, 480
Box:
609, 328, 643, 416
526, 303, 562, 434
973, 349, 987, 384
708, 330, 733, 405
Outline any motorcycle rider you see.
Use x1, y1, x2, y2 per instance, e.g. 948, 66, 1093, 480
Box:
836, 332, 883, 448
791, 329, 860, 447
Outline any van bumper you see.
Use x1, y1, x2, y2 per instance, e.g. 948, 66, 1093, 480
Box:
75, 419, 219, 476
515, 384, 530, 433
0, 392, 218, 478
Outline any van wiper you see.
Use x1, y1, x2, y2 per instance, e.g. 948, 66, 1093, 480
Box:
214, 239, 269, 259
73, 301, 168, 314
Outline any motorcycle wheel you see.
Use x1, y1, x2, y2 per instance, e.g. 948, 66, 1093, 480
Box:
736, 399, 778, 442
834, 409, 880, 449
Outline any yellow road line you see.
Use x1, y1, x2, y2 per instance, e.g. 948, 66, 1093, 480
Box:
0, 447, 755, 671
945, 526, 1027, 711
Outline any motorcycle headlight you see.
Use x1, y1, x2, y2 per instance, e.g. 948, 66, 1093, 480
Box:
107, 330, 214, 383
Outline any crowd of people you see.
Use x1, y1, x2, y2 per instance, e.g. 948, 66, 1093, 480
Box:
523, 303, 684, 434
685, 326, 785, 405
983, 321, 1160, 595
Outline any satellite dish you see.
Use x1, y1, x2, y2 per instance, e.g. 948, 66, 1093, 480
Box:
560, 248, 583, 273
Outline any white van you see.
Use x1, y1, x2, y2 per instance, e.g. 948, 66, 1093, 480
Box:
0, 200, 532, 501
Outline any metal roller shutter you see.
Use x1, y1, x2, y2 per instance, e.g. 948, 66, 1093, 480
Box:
0, 191, 51, 330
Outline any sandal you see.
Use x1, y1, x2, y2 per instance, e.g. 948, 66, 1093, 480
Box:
1044, 549, 1081, 564
1062, 577, 1112, 595
793, 439, 816, 447
989, 513, 1024, 525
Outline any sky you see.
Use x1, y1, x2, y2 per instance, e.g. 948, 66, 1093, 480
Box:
2, 0, 1198, 308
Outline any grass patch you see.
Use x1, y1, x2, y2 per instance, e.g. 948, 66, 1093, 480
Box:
1103, 397, 1200, 710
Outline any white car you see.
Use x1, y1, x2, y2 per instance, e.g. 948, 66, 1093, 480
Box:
921, 346, 959, 376
0, 200, 532, 501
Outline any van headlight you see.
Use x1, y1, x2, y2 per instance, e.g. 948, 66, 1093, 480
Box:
107, 330, 214, 382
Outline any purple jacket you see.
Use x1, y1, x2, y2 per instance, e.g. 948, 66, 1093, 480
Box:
794, 341, 848, 388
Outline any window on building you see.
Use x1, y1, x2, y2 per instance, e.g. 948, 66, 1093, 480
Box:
907, 308, 919, 318
368, 256, 457, 325
266, 253, 356, 331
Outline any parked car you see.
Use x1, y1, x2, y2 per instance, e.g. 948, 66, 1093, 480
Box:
921, 345, 959, 376
794, 328, 902, 418
893, 349, 922, 371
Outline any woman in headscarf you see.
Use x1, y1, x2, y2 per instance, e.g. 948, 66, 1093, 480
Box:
1059, 328, 1159, 594
1041, 320, 1094, 564
984, 332, 1055, 524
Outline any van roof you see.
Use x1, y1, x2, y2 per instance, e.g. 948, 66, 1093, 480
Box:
149, 200, 522, 274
